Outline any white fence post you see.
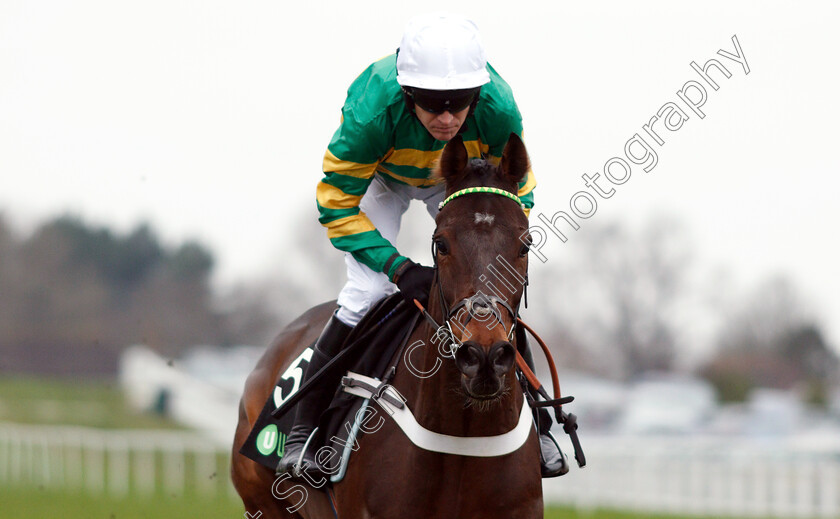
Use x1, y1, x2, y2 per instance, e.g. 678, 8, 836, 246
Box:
9, 429, 21, 483
65, 432, 84, 491
83, 433, 105, 495
0, 427, 7, 485
133, 442, 157, 496
162, 442, 185, 496
751, 458, 770, 517
817, 459, 838, 518
49, 438, 64, 489
0, 423, 244, 500
107, 436, 130, 497
195, 445, 217, 496
541, 434, 840, 518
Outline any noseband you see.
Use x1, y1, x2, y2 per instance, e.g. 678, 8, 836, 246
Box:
438, 292, 518, 355
428, 186, 527, 356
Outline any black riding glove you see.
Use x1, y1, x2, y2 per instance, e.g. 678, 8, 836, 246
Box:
394, 261, 435, 307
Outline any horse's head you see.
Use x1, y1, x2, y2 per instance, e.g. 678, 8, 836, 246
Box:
433, 133, 531, 407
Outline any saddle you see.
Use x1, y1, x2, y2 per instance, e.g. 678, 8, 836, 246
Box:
239, 294, 419, 481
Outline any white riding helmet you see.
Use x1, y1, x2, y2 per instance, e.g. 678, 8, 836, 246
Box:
396, 13, 491, 91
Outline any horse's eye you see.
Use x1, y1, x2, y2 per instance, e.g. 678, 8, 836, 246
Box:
435, 238, 450, 256
518, 242, 530, 257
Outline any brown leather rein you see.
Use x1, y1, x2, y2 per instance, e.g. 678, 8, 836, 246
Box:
412, 298, 586, 468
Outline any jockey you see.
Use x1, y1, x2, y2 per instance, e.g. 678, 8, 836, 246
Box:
277, 13, 566, 478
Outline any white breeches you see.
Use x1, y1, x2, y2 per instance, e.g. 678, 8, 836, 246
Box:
335, 176, 446, 327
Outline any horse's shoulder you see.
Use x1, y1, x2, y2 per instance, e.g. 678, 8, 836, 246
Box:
280, 301, 338, 339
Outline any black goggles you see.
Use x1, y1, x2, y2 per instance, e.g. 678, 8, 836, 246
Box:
406, 87, 480, 115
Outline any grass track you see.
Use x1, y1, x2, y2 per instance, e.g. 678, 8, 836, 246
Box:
0, 375, 182, 429
0, 486, 759, 519
0, 486, 245, 519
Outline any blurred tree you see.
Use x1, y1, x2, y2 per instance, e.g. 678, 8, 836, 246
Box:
528, 217, 693, 380
0, 213, 15, 253
166, 241, 213, 281
700, 277, 837, 405
776, 324, 836, 380
0, 214, 23, 372
216, 282, 286, 347
776, 324, 836, 406
716, 276, 806, 353
110, 224, 163, 288
0, 214, 228, 375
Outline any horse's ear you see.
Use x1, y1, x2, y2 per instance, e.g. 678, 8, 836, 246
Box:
437, 135, 469, 182
499, 133, 530, 184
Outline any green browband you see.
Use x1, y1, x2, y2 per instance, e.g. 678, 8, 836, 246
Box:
438, 187, 524, 211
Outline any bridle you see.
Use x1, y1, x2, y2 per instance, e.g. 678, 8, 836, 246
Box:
410, 186, 588, 470
424, 186, 528, 356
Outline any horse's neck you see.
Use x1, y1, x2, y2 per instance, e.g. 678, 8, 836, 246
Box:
393, 288, 524, 437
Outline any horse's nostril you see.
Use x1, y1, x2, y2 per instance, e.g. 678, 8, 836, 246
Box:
489, 342, 516, 377
454, 343, 483, 378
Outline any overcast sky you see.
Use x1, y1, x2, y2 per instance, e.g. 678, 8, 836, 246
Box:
2, 1, 838, 350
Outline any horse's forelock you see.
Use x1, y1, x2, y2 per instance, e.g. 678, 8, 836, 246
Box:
444, 158, 519, 198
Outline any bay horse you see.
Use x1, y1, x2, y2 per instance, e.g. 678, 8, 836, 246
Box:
231, 133, 543, 518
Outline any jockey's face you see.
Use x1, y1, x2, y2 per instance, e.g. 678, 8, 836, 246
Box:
414, 105, 470, 142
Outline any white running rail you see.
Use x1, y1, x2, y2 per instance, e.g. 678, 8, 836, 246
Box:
0, 422, 237, 498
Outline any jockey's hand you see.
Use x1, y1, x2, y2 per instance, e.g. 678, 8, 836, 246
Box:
394, 261, 435, 307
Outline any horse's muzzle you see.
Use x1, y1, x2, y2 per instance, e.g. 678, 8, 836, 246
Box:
454, 341, 516, 401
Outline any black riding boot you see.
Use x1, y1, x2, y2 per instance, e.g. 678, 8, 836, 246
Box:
517, 327, 569, 478
275, 313, 353, 477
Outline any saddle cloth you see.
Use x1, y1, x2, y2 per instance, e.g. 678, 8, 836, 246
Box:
239, 294, 419, 479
